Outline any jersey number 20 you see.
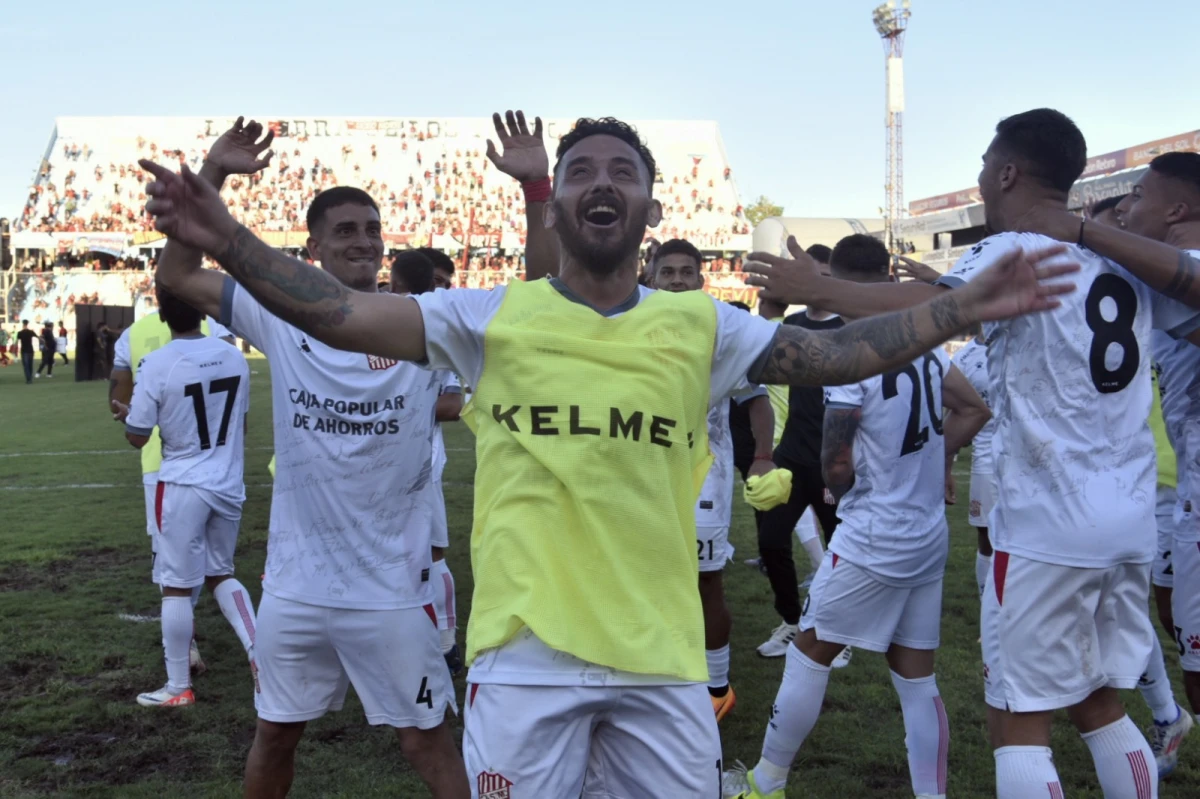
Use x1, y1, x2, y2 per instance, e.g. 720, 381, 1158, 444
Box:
183, 376, 242, 450
882, 353, 944, 456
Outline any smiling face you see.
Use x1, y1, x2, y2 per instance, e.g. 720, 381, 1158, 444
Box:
547, 134, 661, 276
306, 203, 384, 292
1117, 170, 1177, 241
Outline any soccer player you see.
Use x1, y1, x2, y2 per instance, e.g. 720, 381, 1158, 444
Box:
726, 307, 990, 799
745, 108, 1200, 798
144, 118, 467, 798
122, 288, 256, 707
392, 249, 466, 675
949, 326, 995, 598
142, 115, 1074, 798
652, 236, 775, 721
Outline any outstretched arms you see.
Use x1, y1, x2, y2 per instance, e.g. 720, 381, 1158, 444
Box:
486, 110, 559, 280
747, 241, 1077, 387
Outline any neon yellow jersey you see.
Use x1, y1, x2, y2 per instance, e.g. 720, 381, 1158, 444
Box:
129, 314, 210, 474
462, 279, 716, 681
1150, 370, 1176, 488
765, 316, 787, 446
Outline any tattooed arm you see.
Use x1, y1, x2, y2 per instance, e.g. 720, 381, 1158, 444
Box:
820, 405, 861, 501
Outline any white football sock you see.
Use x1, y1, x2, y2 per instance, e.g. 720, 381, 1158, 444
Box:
890, 671, 949, 796
161, 596, 193, 693
795, 508, 824, 570
755, 645, 831, 794
706, 645, 730, 691
1138, 635, 1178, 725
190, 584, 202, 608
975, 552, 991, 598
430, 558, 457, 653
1081, 715, 1158, 798
994, 746, 1062, 799
213, 579, 257, 653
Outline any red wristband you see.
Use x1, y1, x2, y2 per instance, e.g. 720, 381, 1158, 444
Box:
522, 177, 552, 203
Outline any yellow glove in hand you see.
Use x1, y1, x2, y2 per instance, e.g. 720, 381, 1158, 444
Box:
744, 468, 793, 511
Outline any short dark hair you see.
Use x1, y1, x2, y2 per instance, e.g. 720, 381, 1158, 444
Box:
805, 244, 832, 264
830, 234, 890, 277
416, 247, 455, 274
1090, 195, 1127, 218
21, 319, 29, 325
651, 238, 703, 270
156, 286, 203, 334
306, 186, 379, 232
391, 250, 435, 295
1150, 152, 1200, 193
993, 108, 1087, 193
554, 118, 657, 192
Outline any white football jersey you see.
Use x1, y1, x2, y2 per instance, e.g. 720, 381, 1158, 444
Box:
951, 338, 996, 473
696, 400, 735, 528
938, 232, 1200, 567
431, 370, 461, 481
125, 336, 250, 504
824, 348, 951, 585
222, 280, 442, 610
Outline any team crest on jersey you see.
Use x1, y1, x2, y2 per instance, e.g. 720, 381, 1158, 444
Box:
477, 772, 512, 799
366, 354, 398, 371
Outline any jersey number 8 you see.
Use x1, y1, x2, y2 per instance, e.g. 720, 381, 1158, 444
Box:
1085, 273, 1139, 394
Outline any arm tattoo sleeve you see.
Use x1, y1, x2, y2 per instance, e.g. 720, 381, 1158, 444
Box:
821, 406, 861, 500
1163, 251, 1199, 300
216, 226, 355, 333
750, 291, 966, 386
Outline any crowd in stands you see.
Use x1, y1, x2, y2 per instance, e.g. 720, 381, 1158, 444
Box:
17, 119, 751, 252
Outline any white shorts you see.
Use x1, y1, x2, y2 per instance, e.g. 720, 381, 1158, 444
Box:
152, 482, 242, 589
982, 553, 1153, 712
968, 470, 996, 529
1155, 485, 1180, 588
1170, 540, 1200, 671
799, 551, 942, 652
143, 472, 159, 540
430, 478, 449, 550
696, 525, 732, 573
254, 592, 456, 728
464, 681, 721, 799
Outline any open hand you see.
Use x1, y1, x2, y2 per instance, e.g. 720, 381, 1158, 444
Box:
486, 110, 549, 184
959, 244, 1078, 323
206, 116, 275, 179
742, 236, 822, 304
111, 399, 130, 422
893, 255, 940, 284
141, 160, 240, 255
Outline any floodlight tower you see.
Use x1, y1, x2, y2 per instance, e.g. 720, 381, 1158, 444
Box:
873, 0, 911, 253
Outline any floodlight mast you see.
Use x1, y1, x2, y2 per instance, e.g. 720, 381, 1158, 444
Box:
873, 0, 911, 254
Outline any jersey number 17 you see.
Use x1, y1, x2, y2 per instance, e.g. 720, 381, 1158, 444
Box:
184, 376, 242, 450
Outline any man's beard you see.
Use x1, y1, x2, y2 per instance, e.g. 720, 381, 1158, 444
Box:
555, 203, 646, 276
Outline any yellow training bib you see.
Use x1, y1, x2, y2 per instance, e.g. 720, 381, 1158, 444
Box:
463, 280, 717, 681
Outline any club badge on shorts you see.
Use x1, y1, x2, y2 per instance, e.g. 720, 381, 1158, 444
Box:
477, 771, 513, 799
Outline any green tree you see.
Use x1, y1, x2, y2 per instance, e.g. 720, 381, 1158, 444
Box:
745, 195, 784, 227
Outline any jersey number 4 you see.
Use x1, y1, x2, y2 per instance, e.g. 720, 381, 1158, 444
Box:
883, 353, 944, 456
183, 376, 242, 450
1085, 273, 1139, 394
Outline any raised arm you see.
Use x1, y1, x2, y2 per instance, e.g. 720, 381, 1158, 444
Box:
155, 118, 276, 318
744, 237, 946, 318
486, 110, 559, 280
1016, 202, 1200, 309
141, 160, 428, 361
748, 244, 1077, 387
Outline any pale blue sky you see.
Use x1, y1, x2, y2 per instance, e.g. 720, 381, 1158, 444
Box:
1, 0, 1194, 221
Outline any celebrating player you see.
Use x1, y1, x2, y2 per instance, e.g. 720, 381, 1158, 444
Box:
145, 118, 467, 798
725, 233, 990, 799
141, 113, 1076, 798
122, 288, 255, 707
651, 236, 776, 721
